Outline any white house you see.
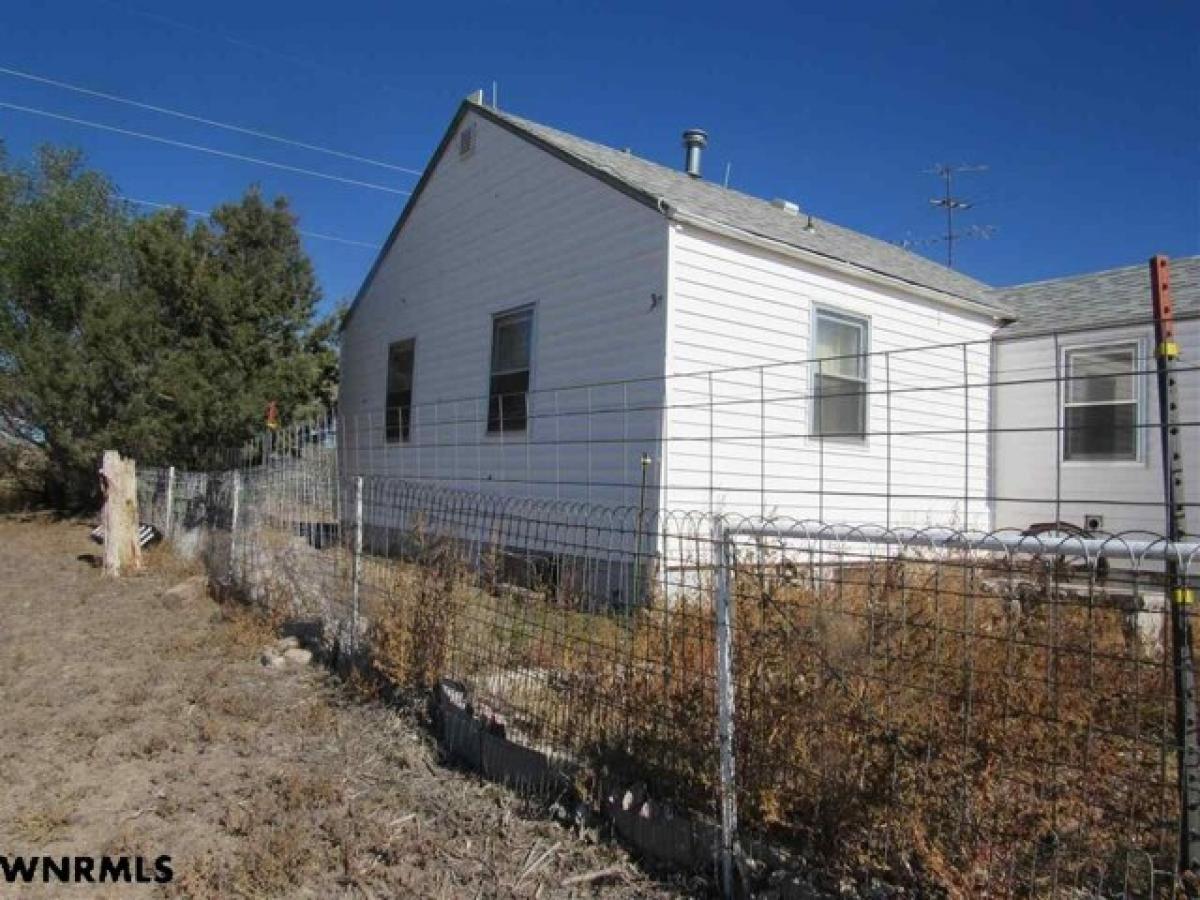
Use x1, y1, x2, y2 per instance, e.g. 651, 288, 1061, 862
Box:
339, 95, 1197, 587
339, 95, 1011, 537
991, 259, 1199, 536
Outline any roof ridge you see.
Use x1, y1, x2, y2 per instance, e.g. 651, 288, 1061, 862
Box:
998, 255, 1200, 292
483, 104, 999, 305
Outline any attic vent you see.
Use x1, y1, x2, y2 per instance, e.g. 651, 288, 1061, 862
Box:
771, 198, 800, 215
459, 124, 476, 159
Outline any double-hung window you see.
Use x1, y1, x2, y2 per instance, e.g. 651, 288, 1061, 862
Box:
487, 307, 533, 433
812, 309, 869, 440
385, 339, 415, 443
1063, 343, 1138, 461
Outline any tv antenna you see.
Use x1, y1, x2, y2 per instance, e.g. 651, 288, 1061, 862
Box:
924, 163, 992, 267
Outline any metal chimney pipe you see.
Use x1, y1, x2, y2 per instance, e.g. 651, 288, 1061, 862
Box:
682, 128, 708, 178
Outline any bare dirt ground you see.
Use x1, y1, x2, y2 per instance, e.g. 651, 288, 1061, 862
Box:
0, 517, 696, 898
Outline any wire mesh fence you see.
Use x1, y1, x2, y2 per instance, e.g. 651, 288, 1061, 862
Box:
135, 429, 1200, 897
329, 333, 1198, 536
121, 318, 1200, 896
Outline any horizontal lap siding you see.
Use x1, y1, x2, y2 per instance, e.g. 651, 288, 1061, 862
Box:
992, 319, 1200, 535
340, 110, 669, 510
664, 226, 996, 528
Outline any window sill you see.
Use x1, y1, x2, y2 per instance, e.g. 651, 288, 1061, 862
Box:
1060, 459, 1146, 468
809, 435, 870, 449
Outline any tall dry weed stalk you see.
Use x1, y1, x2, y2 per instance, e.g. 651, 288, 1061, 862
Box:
366, 519, 462, 691
614, 554, 1176, 896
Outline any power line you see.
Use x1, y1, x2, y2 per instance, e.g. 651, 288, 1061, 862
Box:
0, 100, 410, 195
120, 196, 381, 249
0, 64, 421, 175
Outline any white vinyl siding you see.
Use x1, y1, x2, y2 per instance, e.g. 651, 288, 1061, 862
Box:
663, 224, 996, 528
339, 109, 669, 509
992, 320, 1200, 534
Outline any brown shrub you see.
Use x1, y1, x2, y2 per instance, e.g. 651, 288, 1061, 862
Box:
616, 557, 1176, 897
365, 526, 462, 692
241, 517, 1177, 896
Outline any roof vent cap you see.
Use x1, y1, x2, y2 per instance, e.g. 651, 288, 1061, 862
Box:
682, 128, 707, 178
771, 198, 800, 215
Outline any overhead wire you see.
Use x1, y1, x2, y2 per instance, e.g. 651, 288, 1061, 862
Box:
0, 64, 421, 175
0, 100, 411, 195
120, 195, 382, 249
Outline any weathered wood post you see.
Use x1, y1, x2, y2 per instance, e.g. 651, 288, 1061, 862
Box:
99, 450, 142, 577
164, 465, 176, 538
350, 475, 364, 655
229, 471, 241, 581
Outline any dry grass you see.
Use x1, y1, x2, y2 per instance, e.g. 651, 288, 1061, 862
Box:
343, 534, 1179, 897
365, 531, 463, 692
10, 802, 74, 844
0, 517, 684, 899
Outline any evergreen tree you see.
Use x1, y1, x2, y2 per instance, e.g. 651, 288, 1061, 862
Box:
0, 143, 340, 506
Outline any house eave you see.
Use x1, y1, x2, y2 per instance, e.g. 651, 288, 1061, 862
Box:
342, 99, 1011, 333
992, 310, 1200, 342
664, 206, 1011, 323
341, 99, 664, 333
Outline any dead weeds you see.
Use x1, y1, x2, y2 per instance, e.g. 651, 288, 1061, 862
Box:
11, 801, 74, 844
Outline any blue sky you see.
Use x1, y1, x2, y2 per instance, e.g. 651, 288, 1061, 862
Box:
1, 0, 1196, 316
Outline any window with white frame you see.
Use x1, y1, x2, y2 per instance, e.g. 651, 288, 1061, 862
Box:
385, 338, 415, 443
487, 307, 533, 433
1063, 343, 1138, 461
812, 309, 868, 440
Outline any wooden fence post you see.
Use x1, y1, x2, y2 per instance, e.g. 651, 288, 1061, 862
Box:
229, 471, 241, 581
165, 465, 175, 538
99, 450, 141, 577
351, 475, 364, 655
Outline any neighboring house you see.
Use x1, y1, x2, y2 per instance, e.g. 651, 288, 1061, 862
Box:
339, 95, 1195, 568
340, 95, 1010, 538
991, 259, 1200, 535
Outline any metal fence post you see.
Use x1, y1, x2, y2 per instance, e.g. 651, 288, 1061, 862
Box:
713, 515, 739, 899
165, 465, 175, 537
351, 475, 364, 655
1149, 255, 1200, 872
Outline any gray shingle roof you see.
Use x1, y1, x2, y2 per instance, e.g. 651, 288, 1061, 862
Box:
992, 257, 1200, 339
348, 99, 1186, 337
479, 104, 1007, 316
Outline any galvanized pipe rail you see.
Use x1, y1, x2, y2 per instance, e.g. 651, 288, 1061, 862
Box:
722, 521, 1200, 569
